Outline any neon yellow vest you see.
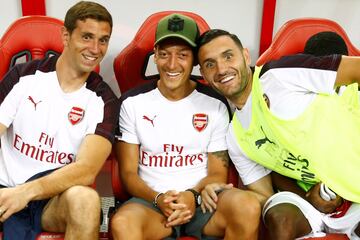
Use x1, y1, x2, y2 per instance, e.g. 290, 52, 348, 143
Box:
232, 66, 360, 203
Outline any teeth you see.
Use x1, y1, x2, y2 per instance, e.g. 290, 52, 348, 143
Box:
83, 55, 97, 61
167, 72, 180, 76
220, 75, 234, 83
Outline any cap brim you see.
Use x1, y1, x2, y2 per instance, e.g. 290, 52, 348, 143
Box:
154, 34, 196, 47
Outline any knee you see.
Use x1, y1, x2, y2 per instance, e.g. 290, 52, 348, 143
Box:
111, 209, 137, 236
224, 190, 261, 226
232, 191, 261, 222
265, 207, 295, 238
62, 185, 101, 222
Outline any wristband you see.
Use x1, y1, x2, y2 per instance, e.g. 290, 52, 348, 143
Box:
185, 189, 202, 207
152, 192, 163, 207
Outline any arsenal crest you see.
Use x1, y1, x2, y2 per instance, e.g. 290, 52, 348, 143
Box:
192, 113, 208, 132
68, 107, 85, 125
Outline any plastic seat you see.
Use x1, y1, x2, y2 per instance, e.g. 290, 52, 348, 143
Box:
0, 15, 64, 80
256, 17, 360, 66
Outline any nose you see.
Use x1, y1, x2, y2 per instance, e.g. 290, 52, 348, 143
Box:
88, 40, 100, 54
167, 54, 177, 70
216, 59, 227, 75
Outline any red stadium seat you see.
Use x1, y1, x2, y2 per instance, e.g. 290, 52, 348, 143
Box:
256, 17, 360, 66
0, 15, 99, 81
256, 18, 355, 240
0, 16, 63, 80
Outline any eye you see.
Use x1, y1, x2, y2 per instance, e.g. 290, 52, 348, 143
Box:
99, 37, 109, 45
205, 61, 214, 69
82, 34, 92, 41
225, 53, 233, 60
158, 51, 168, 58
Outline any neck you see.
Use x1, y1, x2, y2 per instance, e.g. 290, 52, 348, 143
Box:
157, 79, 196, 101
56, 54, 90, 93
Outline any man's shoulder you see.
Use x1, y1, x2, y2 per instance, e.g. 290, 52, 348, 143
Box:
119, 80, 157, 103
195, 81, 231, 116
11, 56, 57, 78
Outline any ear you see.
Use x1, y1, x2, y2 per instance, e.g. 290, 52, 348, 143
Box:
153, 46, 158, 64
242, 48, 251, 66
61, 26, 70, 47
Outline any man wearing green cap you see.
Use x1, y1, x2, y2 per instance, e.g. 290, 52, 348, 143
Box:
111, 14, 264, 239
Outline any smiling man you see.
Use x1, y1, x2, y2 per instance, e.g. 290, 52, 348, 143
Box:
111, 13, 262, 240
0, 2, 118, 239
197, 29, 360, 240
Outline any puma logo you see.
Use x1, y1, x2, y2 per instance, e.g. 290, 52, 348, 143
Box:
28, 96, 42, 110
255, 126, 275, 149
143, 115, 156, 127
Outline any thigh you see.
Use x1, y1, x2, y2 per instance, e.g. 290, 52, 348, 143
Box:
114, 199, 173, 239
41, 185, 100, 232
202, 188, 259, 237
264, 192, 323, 236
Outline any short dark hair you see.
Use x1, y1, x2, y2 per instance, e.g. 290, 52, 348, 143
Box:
197, 29, 243, 51
304, 31, 348, 56
64, 1, 113, 34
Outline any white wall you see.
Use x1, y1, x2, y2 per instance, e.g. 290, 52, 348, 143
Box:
274, 0, 360, 50
1, 0, 360, 96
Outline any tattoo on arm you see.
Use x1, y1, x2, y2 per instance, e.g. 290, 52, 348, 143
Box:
210, 150, 230, 168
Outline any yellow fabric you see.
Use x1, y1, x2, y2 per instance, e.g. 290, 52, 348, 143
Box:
232, 66, 360, 202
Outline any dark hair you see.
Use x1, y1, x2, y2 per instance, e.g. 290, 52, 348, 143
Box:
197, 29, 243, 51
64, 1, 113, 34
304, 31, 348, 56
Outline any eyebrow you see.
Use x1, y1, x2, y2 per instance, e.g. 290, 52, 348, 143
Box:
201, 48, 232, 64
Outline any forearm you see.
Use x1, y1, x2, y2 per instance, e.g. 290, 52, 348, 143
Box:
192, 172, 227, 192
122, 172, 158, 203
20, 134, 111, 201
19, 161, 100, 201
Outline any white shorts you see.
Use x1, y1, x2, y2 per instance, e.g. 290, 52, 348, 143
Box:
262, 192, 360, 239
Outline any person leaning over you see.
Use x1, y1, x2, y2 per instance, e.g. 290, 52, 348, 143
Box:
0, 1, 118, 239
111, 14, 267, 240
197, 29, 360, 240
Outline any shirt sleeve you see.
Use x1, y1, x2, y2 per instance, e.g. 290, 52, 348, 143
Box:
118, 97, 139, 144
207, 102, 229, 153
0, 78, 27, 127
227, 124, 271, 185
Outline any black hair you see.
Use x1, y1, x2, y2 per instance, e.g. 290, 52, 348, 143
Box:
304, 31, 348, 56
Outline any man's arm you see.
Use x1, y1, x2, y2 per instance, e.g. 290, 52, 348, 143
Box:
115, 140, 157, 202
271, 172, 306, 198
0, 134, 111, 221
335, 56, 360, 86
246, 174, 274, 206
176, 150, 229, 215
115, 140, 185, 218
0, 123, 7, 136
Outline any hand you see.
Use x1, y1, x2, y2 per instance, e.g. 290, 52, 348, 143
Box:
157, 190, 185, 217
165, 191, 194, 227
200, 183, 233, 213
306, 183, 342, 214
0, 186, 31, 222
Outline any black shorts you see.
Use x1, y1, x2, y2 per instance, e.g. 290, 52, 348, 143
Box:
124, 197, 219, 240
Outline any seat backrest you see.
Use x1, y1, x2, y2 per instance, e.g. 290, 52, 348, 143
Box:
256, 18, 360, 66
113, 11, 210, 94
0, 16, 64, 79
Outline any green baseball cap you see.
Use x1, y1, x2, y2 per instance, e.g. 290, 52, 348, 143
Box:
154, 13, 199, 47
